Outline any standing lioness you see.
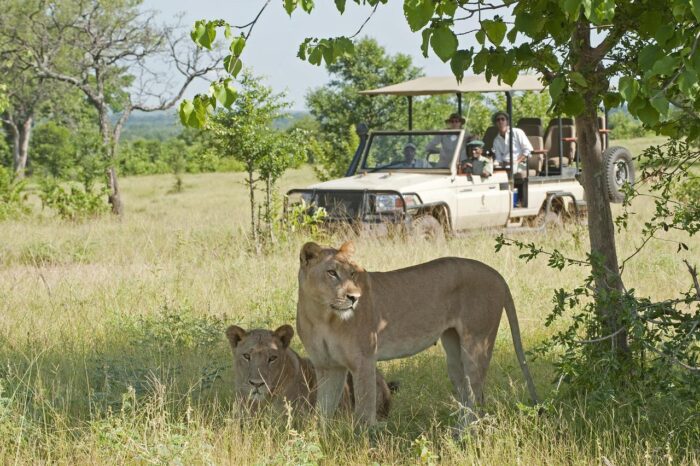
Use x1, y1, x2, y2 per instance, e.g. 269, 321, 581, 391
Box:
296, 241, 539, 426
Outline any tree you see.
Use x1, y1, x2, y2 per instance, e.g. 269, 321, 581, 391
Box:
205, 72, 304, 247
184, 0, 700, 373
6, 0, 221, 215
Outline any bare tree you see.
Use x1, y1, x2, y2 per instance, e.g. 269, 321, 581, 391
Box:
6, 0, 221, 214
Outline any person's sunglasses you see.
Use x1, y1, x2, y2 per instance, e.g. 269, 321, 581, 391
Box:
495, 117, 507, 122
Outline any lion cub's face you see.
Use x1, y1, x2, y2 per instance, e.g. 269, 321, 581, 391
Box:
225, 325, 294, 402
299, 241, 363, 320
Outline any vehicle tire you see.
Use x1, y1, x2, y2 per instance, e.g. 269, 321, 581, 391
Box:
411, 215, 444, 241
528, 207, 562, 229
603, 146, 635, 203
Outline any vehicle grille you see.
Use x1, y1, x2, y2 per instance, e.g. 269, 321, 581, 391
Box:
314, 191, 365, 220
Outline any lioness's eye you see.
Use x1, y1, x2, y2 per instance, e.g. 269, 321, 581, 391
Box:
327, 270, 339, 279
268, 355, 277, 363
242, 353, 250, 361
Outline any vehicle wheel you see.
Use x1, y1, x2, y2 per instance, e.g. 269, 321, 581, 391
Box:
603, 146, 635, 203
411, 215, 444, 240
528, 208, 562, 228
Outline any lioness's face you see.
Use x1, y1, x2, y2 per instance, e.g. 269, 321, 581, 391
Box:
225, 325, 294, 402
299, 241, 363, 320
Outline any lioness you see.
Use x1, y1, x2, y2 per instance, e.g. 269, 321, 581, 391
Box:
225, 324, 394, 418
296, 241, 539, 426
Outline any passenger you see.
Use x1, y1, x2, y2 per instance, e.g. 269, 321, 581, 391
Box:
491, 111, 532, 172
400, 143, 431, 168
425, 112, 469, 168
461, 139, 493, 178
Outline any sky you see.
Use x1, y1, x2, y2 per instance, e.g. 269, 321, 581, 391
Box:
143, 0, 478, 111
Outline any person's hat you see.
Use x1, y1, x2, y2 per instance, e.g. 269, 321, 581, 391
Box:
466, 139, 484, 147
445, 112, 466, 124
492, 111, 509, 124
404, 142, 417, 151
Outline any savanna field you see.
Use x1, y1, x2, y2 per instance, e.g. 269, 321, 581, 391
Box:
1, 137, 699, 464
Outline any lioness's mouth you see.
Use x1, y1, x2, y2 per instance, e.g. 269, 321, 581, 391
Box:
331, 304, 354, 311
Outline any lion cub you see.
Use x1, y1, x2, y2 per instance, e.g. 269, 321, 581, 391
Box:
226, 324, 395, 418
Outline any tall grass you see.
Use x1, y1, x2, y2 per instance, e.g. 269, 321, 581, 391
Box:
1, 154, 698, 464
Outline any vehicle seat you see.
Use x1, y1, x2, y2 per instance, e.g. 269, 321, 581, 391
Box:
544, 120, 576, 169
527, 135, 544, 175
482, 126, 498, 153
517, 118, 544, 138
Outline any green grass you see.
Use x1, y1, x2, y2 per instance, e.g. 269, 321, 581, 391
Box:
1, 141, 699, 464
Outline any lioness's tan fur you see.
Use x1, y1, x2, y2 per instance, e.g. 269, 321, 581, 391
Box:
226, 324, 393, 418
296, 241, 539, 426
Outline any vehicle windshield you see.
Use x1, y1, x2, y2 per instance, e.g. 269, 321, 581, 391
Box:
360, 131, 464, 172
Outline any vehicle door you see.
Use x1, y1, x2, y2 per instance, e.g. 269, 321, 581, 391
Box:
454, 173, 510, 229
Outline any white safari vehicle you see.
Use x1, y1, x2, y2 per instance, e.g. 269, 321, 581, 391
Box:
287, 75, 634, 237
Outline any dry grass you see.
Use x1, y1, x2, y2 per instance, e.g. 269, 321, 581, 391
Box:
1, 147, 699, 464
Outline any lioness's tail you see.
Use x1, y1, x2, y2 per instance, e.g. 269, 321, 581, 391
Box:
503, 285, 540, 405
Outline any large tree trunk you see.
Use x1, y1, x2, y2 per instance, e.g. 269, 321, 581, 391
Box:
572, 18, 629, 354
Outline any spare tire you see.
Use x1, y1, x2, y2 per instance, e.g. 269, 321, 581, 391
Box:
603, 146, 635, 203
411, 215, 444, 241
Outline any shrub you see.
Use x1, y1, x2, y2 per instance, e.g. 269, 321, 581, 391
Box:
38, 178, 108, 221
0, 166, 29, 220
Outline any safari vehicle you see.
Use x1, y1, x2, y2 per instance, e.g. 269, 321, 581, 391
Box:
286, 75, 635, 237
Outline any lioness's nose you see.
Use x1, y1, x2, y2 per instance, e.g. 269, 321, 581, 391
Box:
249, 380, 265, 389
347, 293, 360, 304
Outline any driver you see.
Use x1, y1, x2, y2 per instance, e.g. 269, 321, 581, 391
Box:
400, 143, 431, 168
425, 113, 469, 168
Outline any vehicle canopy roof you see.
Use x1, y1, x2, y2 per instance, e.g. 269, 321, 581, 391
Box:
359, 74, 544, 96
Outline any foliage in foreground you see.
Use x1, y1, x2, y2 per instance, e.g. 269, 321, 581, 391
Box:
498, 139, 700, 401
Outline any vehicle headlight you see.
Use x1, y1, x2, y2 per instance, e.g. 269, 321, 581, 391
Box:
402, 194, 421, 208
374, 194, 404, 213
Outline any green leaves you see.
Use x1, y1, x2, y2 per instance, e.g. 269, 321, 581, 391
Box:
179, 95, 213, 128
230, 36, 246, 56
334, 0, 347, 14
404, 0, 435, 32
560, 92, 585, 116
450, 49, 472, 81
618, 76, 639, 103
190, 20, 216, 50
481, 19, 507, 46
549, 76, 566, 101
212, 79, 237, 108
430, 26, 457, 62
298, 37, 355, 66
223, 56, 243, 77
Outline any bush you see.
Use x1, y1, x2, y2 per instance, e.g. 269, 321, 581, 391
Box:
38, 178, 108, 221
608, 111, 652, 139
0, 166, 29, 220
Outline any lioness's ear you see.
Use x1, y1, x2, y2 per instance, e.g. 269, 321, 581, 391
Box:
300, 242, 322, 266
226, 325, 247, 349
273, 325, 294, 349
338, 240, 355, 256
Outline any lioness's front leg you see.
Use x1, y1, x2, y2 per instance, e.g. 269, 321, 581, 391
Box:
351, 362, 377, 425
315, 366, 347, 418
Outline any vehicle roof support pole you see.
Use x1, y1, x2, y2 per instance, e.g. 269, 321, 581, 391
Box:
457, 93, 462, 116
558, 116, 563, 172
407, 96, 413, 131
506, 91, 513, 181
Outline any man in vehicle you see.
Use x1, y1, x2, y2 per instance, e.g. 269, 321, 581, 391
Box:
425, 113, 469, 168
461, 139, 493, 178
492, 111, 532, 172
399, 143, 431, 168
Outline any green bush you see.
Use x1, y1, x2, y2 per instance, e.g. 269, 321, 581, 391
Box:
38, 178, 108, 221
0, 166, 29, 220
